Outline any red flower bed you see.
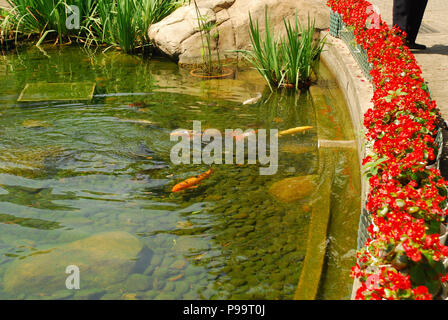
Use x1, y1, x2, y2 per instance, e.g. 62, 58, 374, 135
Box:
327, 0, 448, 300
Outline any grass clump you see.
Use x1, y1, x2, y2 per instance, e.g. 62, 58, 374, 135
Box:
241, 8, 326, 91
1, 0, 181, 52
191, 0, 223, 76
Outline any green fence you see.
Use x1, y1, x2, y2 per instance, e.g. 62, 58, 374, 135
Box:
329, 10, 342, 37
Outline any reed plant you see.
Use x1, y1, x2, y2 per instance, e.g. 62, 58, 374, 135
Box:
0, 7, 13, 42
136, 0, 180, 44
113, 0, 137, 52
241, 8, 326, 91
191, 0, 222, 76
2, 0, 181, 52
5, 0, 96, 44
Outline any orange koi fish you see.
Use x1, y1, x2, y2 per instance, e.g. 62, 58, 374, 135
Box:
278, 126, 313, 137
170, 129, 202, 139
228, 129, 258, 141
171, 168, 213, 192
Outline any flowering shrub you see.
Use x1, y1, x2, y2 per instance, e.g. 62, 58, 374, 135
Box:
327, 0, 448, 300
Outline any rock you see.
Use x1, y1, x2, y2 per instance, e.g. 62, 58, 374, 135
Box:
172, 237, 209, 253
233, 212, 248, 219
268, 175, 316, 203
22, 120, 51, 128
3, 232, 144, 295
124, 274, 153, 292
43, 290, 74, 300
155, 292, 176, 300
148, 0, 329, 65
175, 282, 190, 296
74, 288, 106, 300
170, 259, 187, 270
122, 293, 138, 300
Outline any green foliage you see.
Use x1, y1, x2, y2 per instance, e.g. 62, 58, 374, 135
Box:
240, 8, 326, 91
114, 0, 137, 53
380, 88, 408, 103
136, 0, 179, 44
192, 0, 222, 75
2, 0, 181, 52
6, 0, 96, 43
362, 156, 387, 177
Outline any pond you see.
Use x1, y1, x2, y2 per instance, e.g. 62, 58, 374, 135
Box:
0, 45, 360, 300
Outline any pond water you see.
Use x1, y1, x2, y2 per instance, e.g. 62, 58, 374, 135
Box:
0, 45, 360, 300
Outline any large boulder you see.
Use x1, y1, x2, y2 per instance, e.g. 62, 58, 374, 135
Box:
3, 231, 145, 295
148, 0, 329, 65
268, 175, 317, 203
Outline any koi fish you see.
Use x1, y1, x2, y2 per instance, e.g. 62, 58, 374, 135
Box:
278, 126, 313, 137
229, 129, 258, 141
171, 168, 213, 192
242, 93, 262, 105
170, 129, 202, 139
129, 102, 145, 108
119, 119, 155, 125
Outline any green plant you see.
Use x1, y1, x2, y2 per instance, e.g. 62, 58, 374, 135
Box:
136, 0, 180, 45
113, 0, 137, 52
6, 0, 97, 44
192, 0, 222, 75
0, 7, 14, 42
1, 0, 181, 51
240, 8, 326, 91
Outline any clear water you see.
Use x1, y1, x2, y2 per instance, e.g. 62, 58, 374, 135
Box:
0, 45, 360, 300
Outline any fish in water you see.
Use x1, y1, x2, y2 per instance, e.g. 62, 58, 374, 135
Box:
129, 101, 146, 108
230, 129, 258, 141
170, 129, 202, 139
119, 119, 155, 125
278, 126, 313, 137
171, 168, 213, 192
242, 93, 262, 105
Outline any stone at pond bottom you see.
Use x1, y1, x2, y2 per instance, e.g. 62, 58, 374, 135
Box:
268, 175, 317, 203
124, 274, 153, 292
3, 231, 144, 295
74, 288, 106, 300
22, 120, 51, 128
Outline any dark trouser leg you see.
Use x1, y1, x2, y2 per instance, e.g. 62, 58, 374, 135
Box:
393, 0, 428, 44
407, 0, 428, 43
393, 0, 412, 37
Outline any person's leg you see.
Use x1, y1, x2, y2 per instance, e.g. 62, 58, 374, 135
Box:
407, 0, 429, 44
393, 0, 412, 37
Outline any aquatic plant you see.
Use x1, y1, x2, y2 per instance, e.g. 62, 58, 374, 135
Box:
191, 0, 223, 76
112, 0, 137, 53
1, 0, 181, 51
136, 0, 180, 45
0, 7, 14, 44
240, 8, 325, 91
5, 0, 96, 44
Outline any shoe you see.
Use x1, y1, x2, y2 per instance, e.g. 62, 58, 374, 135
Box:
408, 42, 427, 50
